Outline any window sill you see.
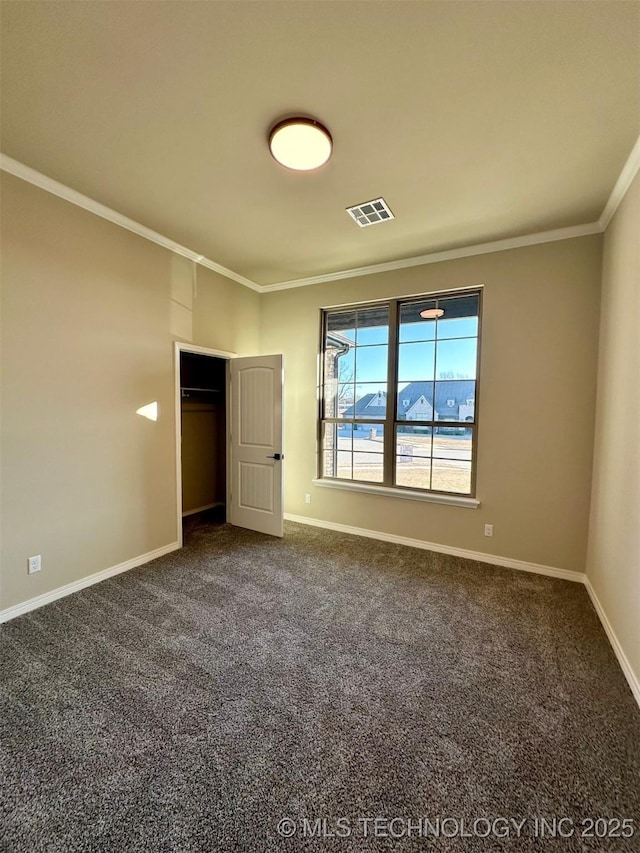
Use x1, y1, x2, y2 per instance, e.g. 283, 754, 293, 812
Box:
312, 478, 480, 508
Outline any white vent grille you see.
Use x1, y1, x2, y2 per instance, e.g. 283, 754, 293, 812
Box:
346, 197, 394, 227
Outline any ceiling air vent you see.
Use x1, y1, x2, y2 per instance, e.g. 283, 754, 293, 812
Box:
346, 197, 394, 227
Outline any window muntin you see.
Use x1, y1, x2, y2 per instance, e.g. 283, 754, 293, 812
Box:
320, 289, 481, 497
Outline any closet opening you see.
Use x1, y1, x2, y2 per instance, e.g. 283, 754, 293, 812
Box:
177, 347, 229, 543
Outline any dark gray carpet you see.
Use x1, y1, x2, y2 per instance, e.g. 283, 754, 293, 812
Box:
1, 521, 639, 852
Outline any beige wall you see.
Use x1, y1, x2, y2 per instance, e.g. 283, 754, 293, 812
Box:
0, 174, 259, 611
586, 171, 640, 687
261, 236, 603, 573
0, 171, 607, 613
192, 266, 260, 356
181, 400, 225, 513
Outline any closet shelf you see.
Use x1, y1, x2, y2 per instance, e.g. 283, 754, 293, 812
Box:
181, 387, 222, 397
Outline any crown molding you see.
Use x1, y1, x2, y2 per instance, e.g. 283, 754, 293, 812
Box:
599, 133, 640, 231
261, 222, 602, 291
5, 142, 638, 295
195, 256, 260, 291
0, 154, 261, 292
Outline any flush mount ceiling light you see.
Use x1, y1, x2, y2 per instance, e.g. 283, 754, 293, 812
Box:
420, 307, 445, 319
268, 118, 332, 171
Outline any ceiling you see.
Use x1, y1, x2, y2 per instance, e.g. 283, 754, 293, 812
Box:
1, 1, 639, 288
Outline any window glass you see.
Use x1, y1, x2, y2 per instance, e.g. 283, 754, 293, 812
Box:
436, 295, 479, 340
322, 290, 480, 495
355, 345, 388, 383
399, 300, 437, 343
398, 342, 435, 382
356, 306, 389, 345
354, 383, 387, 418
435, 338, 477, 380
327, 310, 356, 342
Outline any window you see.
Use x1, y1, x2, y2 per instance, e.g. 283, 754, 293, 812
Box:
320, 289, 481, 496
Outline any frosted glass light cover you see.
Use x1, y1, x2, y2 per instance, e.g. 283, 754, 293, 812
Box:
269, 119, 332, 171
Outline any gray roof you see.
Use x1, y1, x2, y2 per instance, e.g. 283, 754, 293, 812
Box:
342, 393, 386, 418
400, 380, 475, 415
343, 380, 475, 419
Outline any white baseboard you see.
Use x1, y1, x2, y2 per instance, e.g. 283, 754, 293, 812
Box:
584, 578, 640, 709
284, 514, 583, 582
0, 541, 181, 624
284, 513, 640, 709
3, 521, 637, 711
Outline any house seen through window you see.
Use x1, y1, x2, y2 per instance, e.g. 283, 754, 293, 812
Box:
320, 289, 481, 496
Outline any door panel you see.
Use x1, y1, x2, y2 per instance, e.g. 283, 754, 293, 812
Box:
230, 355, 283, 537
239, 368, 274, 446
239, 462, 274, 511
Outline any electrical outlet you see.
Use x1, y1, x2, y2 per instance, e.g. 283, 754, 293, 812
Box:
28, 555, 42, 574
484, 524, 493, 537
305, 493, 311, 504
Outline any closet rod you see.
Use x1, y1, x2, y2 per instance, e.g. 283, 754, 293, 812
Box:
181, 387, 222, 398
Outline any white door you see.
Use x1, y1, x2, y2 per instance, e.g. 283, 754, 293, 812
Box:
229, 354, 283, 537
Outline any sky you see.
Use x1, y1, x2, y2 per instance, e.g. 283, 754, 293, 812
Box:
333, 316, 478, 401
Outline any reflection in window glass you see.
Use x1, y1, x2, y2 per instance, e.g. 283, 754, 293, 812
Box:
327, 311, 356, 342
356, 306, 389, 345
322, 289, 480, 496
323, 308, 389, 456
436, 295, 479, 340
399, 301, 437, 343
436, 316, 479, 340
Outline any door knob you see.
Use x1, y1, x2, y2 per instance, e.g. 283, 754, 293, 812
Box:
266, 453, 283, 460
